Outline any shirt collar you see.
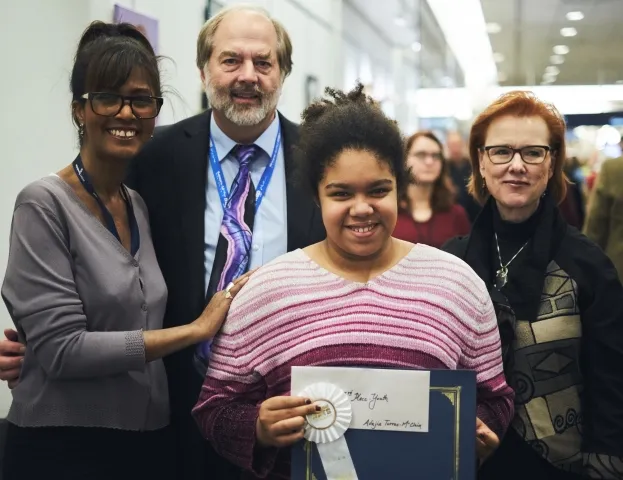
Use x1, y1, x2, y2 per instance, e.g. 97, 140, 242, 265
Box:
210, 112, 280, 162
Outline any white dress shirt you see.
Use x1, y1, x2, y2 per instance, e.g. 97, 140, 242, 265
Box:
204, 114, 288, 290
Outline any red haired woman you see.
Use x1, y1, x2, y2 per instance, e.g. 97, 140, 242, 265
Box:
444, 91, 623, 480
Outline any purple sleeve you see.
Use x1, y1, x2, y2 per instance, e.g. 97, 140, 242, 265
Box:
191, 331, 279, 475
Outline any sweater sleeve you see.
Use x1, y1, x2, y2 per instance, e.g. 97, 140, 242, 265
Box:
1, 200, 146, 380
458, 286, 515, 440
192, 280, 279, 477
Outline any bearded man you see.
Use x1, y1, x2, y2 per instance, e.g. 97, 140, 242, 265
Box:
125, 4, 325, 478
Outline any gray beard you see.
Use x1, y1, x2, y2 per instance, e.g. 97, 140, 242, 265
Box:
204, 78, 281, 127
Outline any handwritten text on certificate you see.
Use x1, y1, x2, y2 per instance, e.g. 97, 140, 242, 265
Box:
291, 366, 430, 433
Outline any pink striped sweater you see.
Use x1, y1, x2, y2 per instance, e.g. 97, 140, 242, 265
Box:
192, 245, 514, 479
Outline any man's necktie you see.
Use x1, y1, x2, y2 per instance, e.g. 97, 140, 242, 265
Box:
194, 144, 259, 375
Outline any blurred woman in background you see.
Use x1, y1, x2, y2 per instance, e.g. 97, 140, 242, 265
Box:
393, 131, 471, 247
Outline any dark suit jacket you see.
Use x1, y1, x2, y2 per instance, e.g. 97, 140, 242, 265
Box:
125, 110, 325, 480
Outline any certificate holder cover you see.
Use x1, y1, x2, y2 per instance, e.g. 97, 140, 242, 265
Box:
291, 369, 477, 480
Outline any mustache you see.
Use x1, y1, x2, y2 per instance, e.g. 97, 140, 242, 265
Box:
228, 83, 263, 97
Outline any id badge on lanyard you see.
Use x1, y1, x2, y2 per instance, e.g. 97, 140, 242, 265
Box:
208, 124, 282, 211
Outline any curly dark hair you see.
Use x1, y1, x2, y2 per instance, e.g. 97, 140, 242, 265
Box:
295, 83, 407, 198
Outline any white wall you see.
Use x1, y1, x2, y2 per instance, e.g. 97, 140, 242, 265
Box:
0, 0, 93, 417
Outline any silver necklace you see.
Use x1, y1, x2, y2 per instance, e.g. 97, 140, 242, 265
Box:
494, 233, 529, 290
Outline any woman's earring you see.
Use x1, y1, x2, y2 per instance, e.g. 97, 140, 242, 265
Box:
482, 178, 487, 194
78, 123, 85, 140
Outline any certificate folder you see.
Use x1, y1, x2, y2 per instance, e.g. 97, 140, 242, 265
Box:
291, 369, 477, 480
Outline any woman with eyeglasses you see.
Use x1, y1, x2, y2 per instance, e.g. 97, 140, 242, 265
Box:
392, 131, 471, 247
1, 21, 250, 480
443, 91, 623, 480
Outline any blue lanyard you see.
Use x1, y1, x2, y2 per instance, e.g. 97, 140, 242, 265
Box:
208, 124, 281, 212
72, 155, 140, 256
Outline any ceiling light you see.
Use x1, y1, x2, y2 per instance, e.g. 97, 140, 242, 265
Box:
493, 52, 505, 63
553, 45, 570, 55
550, 55, 565, 65
545, 66, 560, 75
394, 16, 407, 27
561, 27, 577, 37
566, 11, 584, 21
411, 41, 422, 52
486, 22, 502, 34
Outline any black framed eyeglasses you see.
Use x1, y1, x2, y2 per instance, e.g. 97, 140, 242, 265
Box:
481, 145, 551, 165
81, 92, 164, 119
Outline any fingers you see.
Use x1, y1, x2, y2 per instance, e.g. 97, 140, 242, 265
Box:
261, 405, 319, 428
476, 418, 499, 448
266, 415, 306, 437
266, 404, 319, 424
238, 268, 258, 281
226, 274, 251, 297
477, 429, 499, 448
476, 437, 487, 460
0, 339, 25, 356
0, 367, 21, 382
4, 329, 18, 342
257, 396, 320, 448
475, 417, 499, 464
217, 270, 256, 304
263, 395, 309, 410
0, 356, 23, 371
267, 430, 305, 448
0, 335, 24, 384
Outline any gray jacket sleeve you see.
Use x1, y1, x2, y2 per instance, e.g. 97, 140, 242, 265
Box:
1, 200, 146, 380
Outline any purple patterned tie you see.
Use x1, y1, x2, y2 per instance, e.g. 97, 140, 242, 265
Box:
194, 144, 259, 374
216, 144, 259, 290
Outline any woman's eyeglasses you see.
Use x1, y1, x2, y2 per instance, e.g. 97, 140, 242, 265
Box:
481, 145, 551, 164
411, 151, 443, 162
81, 92, 164, 119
